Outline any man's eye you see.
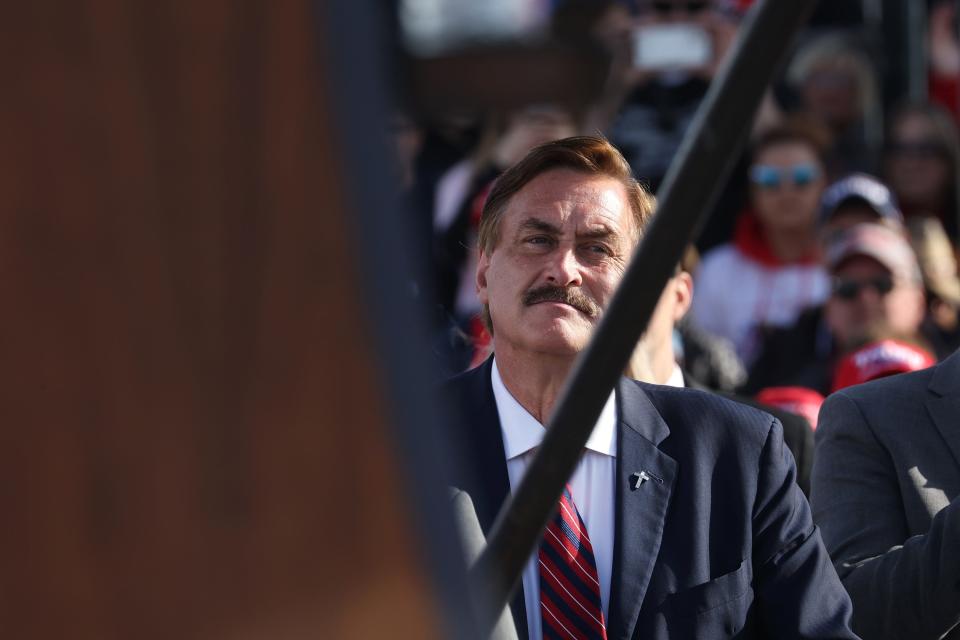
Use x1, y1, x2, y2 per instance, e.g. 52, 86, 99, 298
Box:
584, 244, 612, 255
525, 236, 552, 246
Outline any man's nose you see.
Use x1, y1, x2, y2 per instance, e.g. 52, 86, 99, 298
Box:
545, 247, 583, 287
857, 284, 885, 303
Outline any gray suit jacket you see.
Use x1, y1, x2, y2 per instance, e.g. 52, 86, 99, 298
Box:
449, 488, 519, 640
811, 350, 960, 639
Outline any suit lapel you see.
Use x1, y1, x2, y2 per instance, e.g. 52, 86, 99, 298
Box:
453, 359, 529, 639
926, 351, 960, 469
456, 359, 511, 533
607, 380, 677, 640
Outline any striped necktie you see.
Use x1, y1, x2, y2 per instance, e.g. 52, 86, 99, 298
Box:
537, 485, 607, 640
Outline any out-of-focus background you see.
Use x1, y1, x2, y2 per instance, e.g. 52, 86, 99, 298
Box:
3, 0, 960, 637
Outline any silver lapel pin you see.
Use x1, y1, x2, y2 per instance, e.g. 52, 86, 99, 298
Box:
630, 470, 662, 490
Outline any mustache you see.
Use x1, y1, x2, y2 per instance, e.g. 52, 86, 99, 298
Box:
522, 285, 600, 318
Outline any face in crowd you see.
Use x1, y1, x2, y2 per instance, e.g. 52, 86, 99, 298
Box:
494, 107, 578, 170
884, 107, 953, 210
749, 138, 826, 236
476, 138, 654, 360
824, 228, 926, 350
801, 60, 863, 131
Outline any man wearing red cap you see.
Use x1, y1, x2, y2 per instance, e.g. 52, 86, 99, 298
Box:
746, 222, 931, 394
822, 223, 928, 354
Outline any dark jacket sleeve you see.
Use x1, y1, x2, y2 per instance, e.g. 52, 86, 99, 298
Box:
811, 391, 960, 640
723, 392, 815, 497
752, 416, 858, 639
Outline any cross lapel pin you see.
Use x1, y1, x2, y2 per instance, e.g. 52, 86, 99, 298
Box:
630, 470, 662, 490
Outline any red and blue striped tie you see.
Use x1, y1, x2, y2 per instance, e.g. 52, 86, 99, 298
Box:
538, 485, 607, 640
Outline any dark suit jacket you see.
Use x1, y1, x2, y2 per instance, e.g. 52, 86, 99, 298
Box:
723, 395, 815, 498
444, 359, 857, 639
811, 350, 960, 639
687, 371, 816, 497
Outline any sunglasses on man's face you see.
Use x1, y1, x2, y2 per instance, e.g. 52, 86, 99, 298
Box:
831, 275, 895, 300
749, 163, 821, 189
652, 0, 710, 13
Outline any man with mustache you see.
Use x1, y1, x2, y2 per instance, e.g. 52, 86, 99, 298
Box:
522, 284, 599, 320
444, 136, 857, 639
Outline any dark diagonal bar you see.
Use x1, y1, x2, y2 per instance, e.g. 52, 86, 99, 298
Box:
469, 0, 819, 634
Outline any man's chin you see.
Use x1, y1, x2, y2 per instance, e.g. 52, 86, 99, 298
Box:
527, 319, 594, 353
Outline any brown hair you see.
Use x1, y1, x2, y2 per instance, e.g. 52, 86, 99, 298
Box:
751, 114, 833, 165
885, 101, 960, 236
477, 135, 656, 254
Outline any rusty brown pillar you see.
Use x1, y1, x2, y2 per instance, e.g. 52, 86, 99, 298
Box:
0, 1, 451, 638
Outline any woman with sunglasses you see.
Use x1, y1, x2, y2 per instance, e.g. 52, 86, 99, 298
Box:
883, 101, 960, 241
690, 115, 831, 367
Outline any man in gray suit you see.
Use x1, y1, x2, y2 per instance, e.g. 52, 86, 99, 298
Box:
811, 349, 960, 639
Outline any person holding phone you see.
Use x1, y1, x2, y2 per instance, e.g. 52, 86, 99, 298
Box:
606, 0, 739, 189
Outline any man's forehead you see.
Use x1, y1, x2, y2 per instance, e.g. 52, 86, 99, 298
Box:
504, 169, 631, 227
517, 215, 619, 236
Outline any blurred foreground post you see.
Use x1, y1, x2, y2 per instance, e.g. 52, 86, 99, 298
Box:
0, 2, 453, 638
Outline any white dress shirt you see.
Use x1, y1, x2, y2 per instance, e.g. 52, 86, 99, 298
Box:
665, 362, 685, 388
491, 358, 617, 640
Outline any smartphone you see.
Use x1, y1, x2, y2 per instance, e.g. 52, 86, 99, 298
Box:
632, 23, 713, 70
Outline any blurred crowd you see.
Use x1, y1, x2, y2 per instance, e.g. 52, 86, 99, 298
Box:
397, 2, 960, 636
393, 0, 960, 432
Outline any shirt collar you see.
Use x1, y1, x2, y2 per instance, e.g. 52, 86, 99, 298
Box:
665, 363, 686, 388
491, 358, 618, 460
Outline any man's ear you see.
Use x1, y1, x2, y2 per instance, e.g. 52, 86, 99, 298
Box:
673, 271, 694, 321
476, 250, 490, 305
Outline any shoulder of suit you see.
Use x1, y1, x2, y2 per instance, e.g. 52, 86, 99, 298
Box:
818, 365, 940, 445
437, 363, 492, 439
830, 364, 936, 406
633, 378, 772, 416
628, 379, 776, 448
439, 360, 487, 394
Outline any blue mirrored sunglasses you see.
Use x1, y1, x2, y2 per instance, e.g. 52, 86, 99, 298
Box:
749, 163, 821, 189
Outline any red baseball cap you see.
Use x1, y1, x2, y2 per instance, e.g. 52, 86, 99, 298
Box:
755, 386, 825, 430
832, 339, 935, 393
